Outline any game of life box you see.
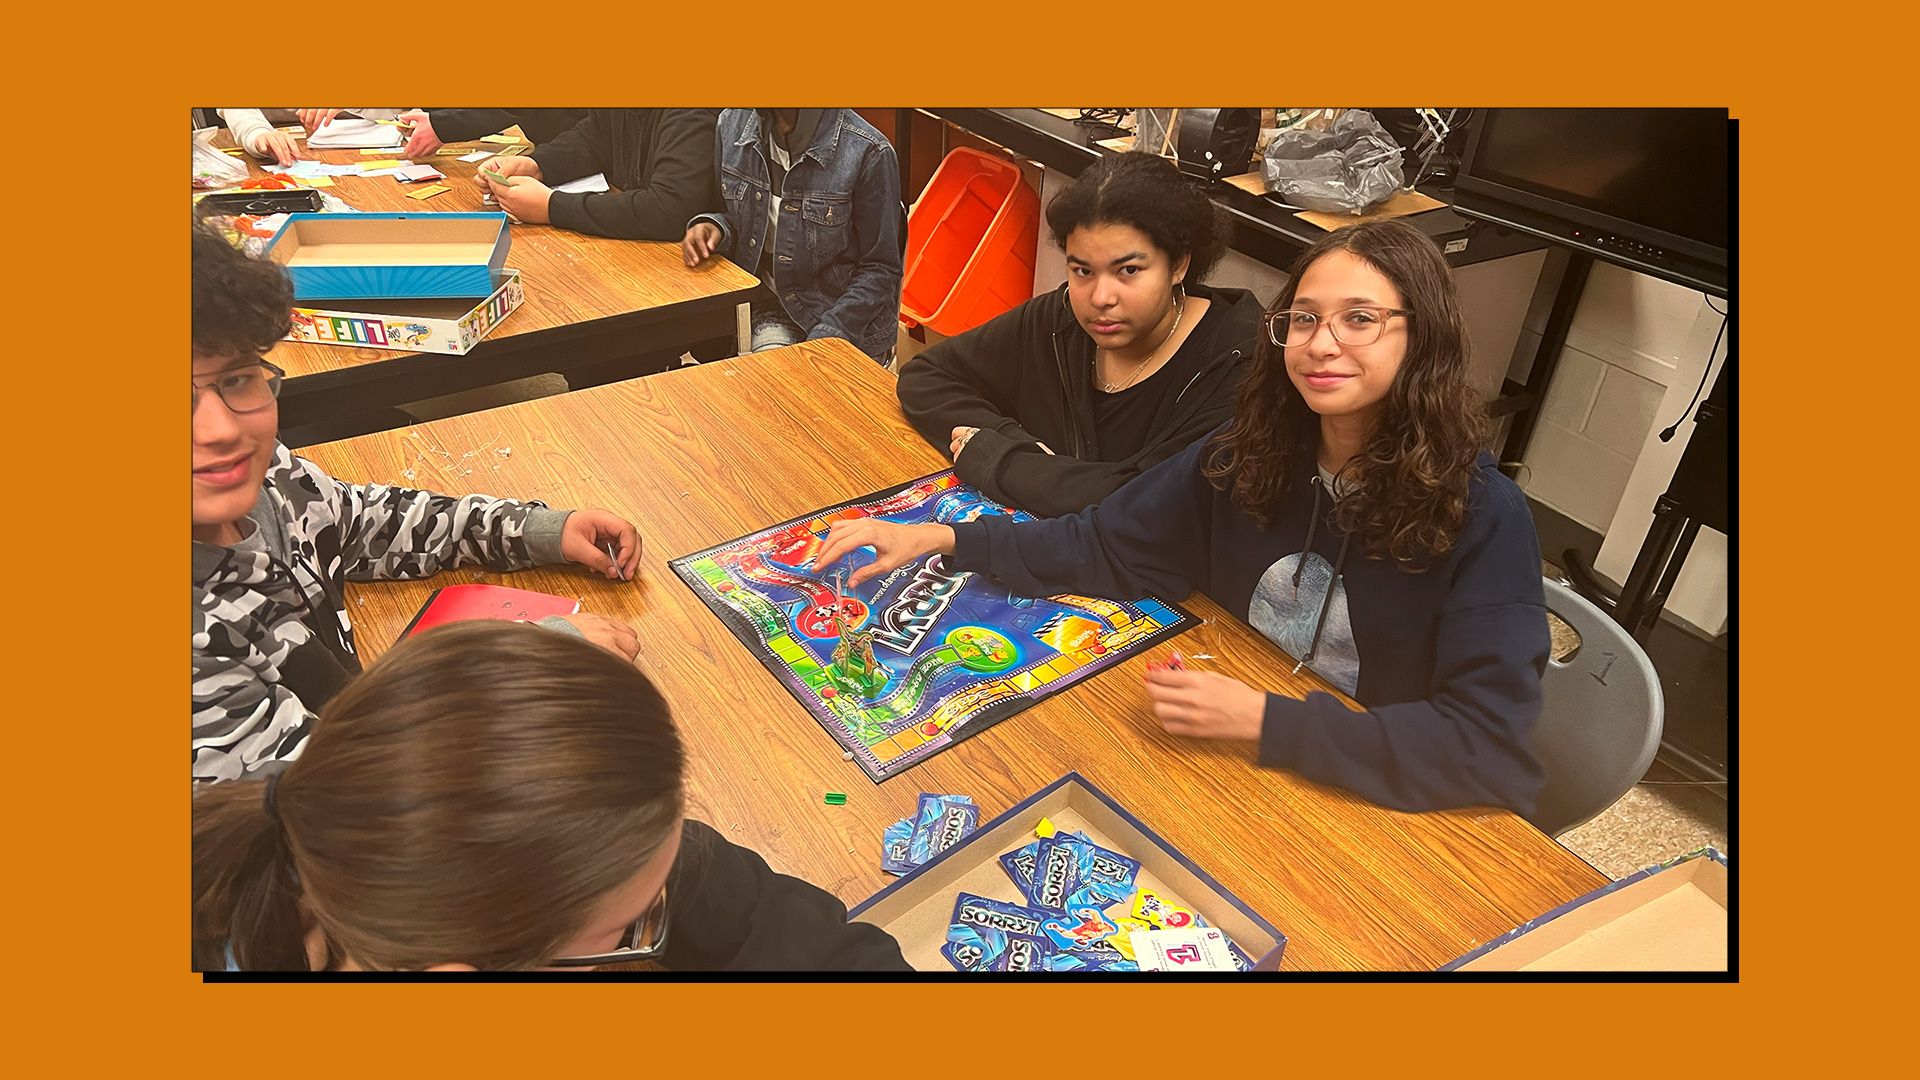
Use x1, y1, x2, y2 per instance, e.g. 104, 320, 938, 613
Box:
263, 211, 512, 301
849, 773, 1287, 972
283, 269, 523, 355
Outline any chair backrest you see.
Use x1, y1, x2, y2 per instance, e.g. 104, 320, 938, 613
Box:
1528, 577, 1666, 836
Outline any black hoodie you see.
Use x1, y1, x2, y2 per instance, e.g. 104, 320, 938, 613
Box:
530, 109, 720, 241
660, 821, 910, 971
897, 281, 1260, 517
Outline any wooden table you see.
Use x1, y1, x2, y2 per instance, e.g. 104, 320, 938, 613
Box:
206, 127, 758, 447
299, 338, 1607, 971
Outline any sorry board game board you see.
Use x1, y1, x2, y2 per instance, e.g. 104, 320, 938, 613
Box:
670, 472, 1193, 782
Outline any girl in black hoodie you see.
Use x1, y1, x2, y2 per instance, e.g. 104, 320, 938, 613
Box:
194, 622, 908, 973
897, 152, 1260, 517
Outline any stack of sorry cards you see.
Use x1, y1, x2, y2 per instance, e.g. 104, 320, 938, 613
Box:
881, 793, 979, 875
942, 818, 1254, 973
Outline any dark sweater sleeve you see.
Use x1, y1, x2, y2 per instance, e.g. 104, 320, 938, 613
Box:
898, 296, 1054, 459
428, 109, 523, 144
1255, 479, 1549, 817
660, 820, 910, 972
975, 375, 1241, 517
526, 111, 604, 186
806, 141, 903, 350
546, 110, 720, 241
950, 435, 1215, 601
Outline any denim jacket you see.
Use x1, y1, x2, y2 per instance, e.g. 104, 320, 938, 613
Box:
690, 109, 902, 363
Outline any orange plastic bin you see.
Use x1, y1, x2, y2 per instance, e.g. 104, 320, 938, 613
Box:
900, 148, 1040, 337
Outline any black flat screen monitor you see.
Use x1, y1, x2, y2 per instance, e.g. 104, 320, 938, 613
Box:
1456, 109, 1729, 272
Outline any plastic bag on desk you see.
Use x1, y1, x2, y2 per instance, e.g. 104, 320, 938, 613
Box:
192, 128, 250, 190
1134, 108, 1178, 158
1260, 109, 1405, 214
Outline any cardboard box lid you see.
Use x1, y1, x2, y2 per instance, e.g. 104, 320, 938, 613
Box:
263, 212, 512, 300
290, 269, 521, 320
1444, 849, 1729, 972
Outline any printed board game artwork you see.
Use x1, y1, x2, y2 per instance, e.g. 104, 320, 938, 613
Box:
670, 473, 1193, 781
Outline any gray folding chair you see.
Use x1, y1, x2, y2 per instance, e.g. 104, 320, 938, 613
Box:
1528, 577, 1666, 836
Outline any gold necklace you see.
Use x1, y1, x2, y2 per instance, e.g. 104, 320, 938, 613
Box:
1097, 296, 1185, 394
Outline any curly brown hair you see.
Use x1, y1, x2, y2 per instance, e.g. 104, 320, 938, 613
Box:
192, 216, 293, 358
1045, 151, 1231, 282
1202, 219, 1486, 567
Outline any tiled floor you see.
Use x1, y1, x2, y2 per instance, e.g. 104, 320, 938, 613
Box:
1543, 565, 1730, 879
1557, 763, 1729, 879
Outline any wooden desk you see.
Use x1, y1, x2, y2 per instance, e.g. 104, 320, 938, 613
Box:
206, 128, 758, 446
299, 338, 1606, 971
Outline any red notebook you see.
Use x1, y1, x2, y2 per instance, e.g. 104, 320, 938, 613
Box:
400, 584, 580, 638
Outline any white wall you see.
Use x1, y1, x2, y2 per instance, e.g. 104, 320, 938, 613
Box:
1593, 299, 1729, 635
1516, 262, 1729, 635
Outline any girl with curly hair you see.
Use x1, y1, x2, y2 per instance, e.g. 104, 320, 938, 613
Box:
825, 219, 1549, 819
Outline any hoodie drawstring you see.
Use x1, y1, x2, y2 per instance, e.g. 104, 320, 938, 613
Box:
1291, 475, 1353, 676
1293, 476, 1323, 589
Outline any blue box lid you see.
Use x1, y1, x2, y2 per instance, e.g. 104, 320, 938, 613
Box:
264, 212, 512, 302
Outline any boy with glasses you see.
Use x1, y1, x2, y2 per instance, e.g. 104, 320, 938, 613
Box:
191, 220, 643, 784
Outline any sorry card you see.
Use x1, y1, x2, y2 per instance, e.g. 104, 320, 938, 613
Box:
669, 472, 1194, 781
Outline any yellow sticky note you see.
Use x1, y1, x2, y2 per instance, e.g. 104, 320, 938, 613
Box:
361, 147, 404, 156
406, 184, 451, 201
220, 146, 247, 155
480, 133, 523, 145
292, 175, 335, 188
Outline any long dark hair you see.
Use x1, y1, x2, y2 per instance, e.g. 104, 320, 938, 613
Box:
192, 622, 686, 971
1045, 151, 1230, 282
1203, 219, 1486, 565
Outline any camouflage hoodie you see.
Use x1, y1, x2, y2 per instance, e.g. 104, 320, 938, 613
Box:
191, 443, 570, 785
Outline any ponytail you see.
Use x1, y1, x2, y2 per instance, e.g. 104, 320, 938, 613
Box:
191, 774, 311, 971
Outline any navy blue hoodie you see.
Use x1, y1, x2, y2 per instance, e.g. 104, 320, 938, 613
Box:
948, 432, 1549, 818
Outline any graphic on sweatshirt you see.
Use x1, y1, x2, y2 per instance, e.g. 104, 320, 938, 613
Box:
1248, 552, 1360, 696
192, 444, 558, 785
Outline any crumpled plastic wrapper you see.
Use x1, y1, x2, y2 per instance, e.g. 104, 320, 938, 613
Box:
192, 129, 251, 190
1261, 109, 1406, 214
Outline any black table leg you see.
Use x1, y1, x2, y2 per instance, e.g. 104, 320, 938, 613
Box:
1502, 251, 1592, 463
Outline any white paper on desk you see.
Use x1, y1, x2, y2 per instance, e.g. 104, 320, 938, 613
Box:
459, 149, 497, 163
305, 118, 404, 149
550, 172, 610, 194
1133, 927, 1237, 971
271, 161, 360, 178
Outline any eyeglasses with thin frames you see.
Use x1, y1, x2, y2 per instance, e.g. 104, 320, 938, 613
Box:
192, 359, 286, 414
1265, 307, 1412, 349
546, 886, 670, 968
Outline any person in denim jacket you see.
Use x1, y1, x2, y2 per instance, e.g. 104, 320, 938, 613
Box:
681, 109, 902, 364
